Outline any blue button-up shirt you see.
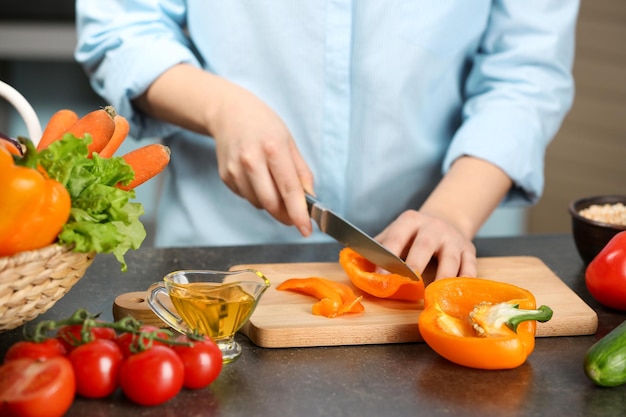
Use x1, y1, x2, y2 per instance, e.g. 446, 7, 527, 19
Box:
75, 0, 578, 248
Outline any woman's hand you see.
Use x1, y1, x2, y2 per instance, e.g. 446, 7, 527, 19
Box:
376, 210, 477, 280
209, 83, 314, 236
376, 156, 513, 280
134, 64, 314, 237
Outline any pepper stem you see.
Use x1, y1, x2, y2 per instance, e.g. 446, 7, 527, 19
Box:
470, 302, 554, 336
506, 305, 553, 332
14, 136, 39, 169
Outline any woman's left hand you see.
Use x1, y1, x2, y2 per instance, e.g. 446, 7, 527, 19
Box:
375, 210, 477, 280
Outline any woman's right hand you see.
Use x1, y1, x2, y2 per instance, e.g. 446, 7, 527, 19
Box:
208, 81, 314, 237
134, 64, 315, 237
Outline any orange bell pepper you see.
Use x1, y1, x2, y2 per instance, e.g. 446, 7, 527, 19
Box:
418, 277, 553, 370
0, 138, 71, 256
276, 277, 365, 318
338, 247, 424, 302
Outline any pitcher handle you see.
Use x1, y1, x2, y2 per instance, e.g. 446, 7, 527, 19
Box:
147, 283, 187, 334
0, 79, 42, 144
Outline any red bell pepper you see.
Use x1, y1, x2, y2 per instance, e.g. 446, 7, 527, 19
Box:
585, 231, 626, 311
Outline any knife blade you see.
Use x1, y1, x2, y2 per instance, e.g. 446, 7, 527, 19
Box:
305, 194, 421, 281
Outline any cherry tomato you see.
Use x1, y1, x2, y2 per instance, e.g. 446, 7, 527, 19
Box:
56, 323, 116, 352
0, 357, 75, 417
115, 325, 170, 357
172, 335, 223, 389
4, 338, 66, 363
119, 345, 184, 406
69, 339, 123, 399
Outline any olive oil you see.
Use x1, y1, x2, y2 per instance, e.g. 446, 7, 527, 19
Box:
148, 268, 270, 363
169, 282, 256, 340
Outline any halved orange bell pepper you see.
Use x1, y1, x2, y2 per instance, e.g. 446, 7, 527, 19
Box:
418, 277, 553, 370
276, 277, 365, 318
339, 247, 424, 302
0, 138, 71, 256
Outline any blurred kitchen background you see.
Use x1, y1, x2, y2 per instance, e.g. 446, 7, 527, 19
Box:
0, 0, 624, 246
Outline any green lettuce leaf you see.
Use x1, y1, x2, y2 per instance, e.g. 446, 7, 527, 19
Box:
38, 134, 146, 271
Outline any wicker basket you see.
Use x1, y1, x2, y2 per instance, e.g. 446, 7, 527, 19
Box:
0, 80, 97, 332
0, 245, 96, 332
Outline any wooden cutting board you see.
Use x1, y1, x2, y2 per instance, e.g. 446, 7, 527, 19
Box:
232, 256, 598, 348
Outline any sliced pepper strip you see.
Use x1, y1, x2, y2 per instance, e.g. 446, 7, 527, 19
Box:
339, 247, 424, 302
418, 277, 552, 370
276, 277, 365, 318
313, 278, 365, 315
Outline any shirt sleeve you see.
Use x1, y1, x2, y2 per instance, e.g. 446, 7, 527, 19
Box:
442, 0, 579, 205
75, 0, 201, 139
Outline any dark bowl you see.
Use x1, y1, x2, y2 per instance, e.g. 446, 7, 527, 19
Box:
569, 195, 626, 265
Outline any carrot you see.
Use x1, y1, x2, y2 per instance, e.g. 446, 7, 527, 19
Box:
119, 143, 171, 190
64, 107, 116, 156
37, 109, 79, 150
98, 114, 130, 158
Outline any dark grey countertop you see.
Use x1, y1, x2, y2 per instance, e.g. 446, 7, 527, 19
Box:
1, 234, 625, 417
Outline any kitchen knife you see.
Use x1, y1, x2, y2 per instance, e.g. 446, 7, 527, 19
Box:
305, 194, 421, 281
